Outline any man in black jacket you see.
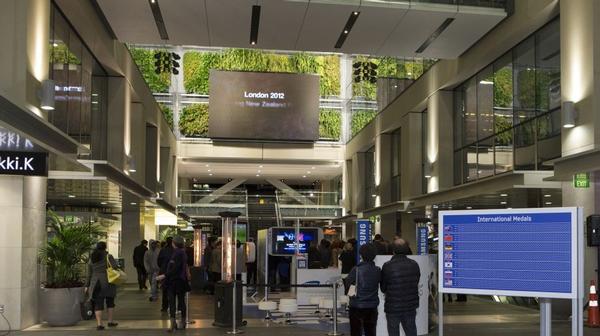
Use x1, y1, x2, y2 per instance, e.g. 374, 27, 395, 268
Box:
133, 240, 148, 290
381, 239, 420, 336
157, 237, 174, 312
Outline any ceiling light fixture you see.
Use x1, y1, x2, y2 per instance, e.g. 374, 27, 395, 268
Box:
259, 165, 264, 168
250, 5, 261, 45
311, 166, 316, 170
302, 175, 307, 178
148, 0, 168, 40
100, 201, 107, 205
335, 11, 360, 49
415, 18, 454, 54
209, 173, 213, 176
544, 194, 552, 198
424, 163, 432, 179
500, 201, 507, 205
130, 202, 137, 206
500, 193, 508, 197
545, 202, 552, 205
68, 194, 76, 198
256, 174, 260, 177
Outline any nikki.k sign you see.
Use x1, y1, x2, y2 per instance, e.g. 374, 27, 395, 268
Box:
0, 151, 48, 176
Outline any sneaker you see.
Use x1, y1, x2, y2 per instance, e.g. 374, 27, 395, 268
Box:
107, 322, 118, 327
96, 325, 105, 331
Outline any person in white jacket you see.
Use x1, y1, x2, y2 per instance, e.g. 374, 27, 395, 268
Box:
144, 240, 161, 302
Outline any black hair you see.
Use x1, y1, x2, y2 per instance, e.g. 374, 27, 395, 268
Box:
141, 239, 148, 245
374, 234, 383, 241
91, 241, 107, 263
393, 240, 411, 255
166, 237, 173, 245
359, 243, 377, 262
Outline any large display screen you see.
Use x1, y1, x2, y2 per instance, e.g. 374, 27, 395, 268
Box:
439, 208, 580, 299
270, 227, 321, 255
208, 70, 320, 141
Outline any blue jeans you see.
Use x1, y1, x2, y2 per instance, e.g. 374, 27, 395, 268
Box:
386, 310, 417, 336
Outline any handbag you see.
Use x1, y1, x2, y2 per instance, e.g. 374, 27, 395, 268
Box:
107, 255, 127, 285
347, 266, 358, 298
81, 299, 94, 320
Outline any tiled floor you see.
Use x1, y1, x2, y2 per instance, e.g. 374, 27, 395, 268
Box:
13, 285, 600, 336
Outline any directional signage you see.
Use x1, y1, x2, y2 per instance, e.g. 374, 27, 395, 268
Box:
0, 151, 47, 176
439, 208, 580, 299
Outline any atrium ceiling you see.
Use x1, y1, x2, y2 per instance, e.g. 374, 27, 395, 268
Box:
97, 0, 507, 59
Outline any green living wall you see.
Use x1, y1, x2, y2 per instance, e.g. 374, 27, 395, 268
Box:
183, 49, 340, 96
319, 109, 341, 141
129, 48, 171, 93
179, 104, 209, 137
159, 103, 174, 131
351, 110, 378, 137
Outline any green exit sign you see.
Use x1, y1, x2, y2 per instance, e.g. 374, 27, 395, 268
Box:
573, 173, 590, 188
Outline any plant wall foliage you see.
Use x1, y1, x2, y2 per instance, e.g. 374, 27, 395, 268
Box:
159, 103, 174, 130
129, 48, 171, 93
183, 49, 340, 96
179, 104, 209, 137
351, 110, 378, 137
319, 109, 341, 141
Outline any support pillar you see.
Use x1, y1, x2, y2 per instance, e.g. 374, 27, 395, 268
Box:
427, 91, 454, 193
121, 191, 144, 284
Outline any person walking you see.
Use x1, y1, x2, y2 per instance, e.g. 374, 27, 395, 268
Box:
144, 240, 161, 302
86, 242, 119, 331
158, 237, 174, 312
209, 240, 222, 283
245, 238, 257, 285
380, 239, 421, 336
330, 239, 343, 267
157, 236, 191, 332
339, 242, 356, 274
204, 237, 216, 294
344, 243, 381, 336
318, 239, 332, 269
133, 240, 148, 290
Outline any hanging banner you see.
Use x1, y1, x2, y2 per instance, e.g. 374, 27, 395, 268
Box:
416, 225, 429, 255
356, 219, 372, 262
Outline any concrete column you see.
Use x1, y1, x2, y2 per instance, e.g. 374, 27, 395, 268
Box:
171, 46, 184, 138
561, 0, 600, 156
342, 159, 352, 214
121, 191, 143, 284
0, 176, 47, 330
0, 0, 49, 330
401, 113, 424, 199
129, 102, 146, 186
427, 91, 454, 193
351, 152, 367, 213
376, 133, 396, 237
106, 77, 128, 170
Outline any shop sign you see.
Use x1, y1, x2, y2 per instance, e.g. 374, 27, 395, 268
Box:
573, 173, 590, 188
0, 151, 47, 176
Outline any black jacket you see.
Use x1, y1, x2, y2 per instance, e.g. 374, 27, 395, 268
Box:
344, 261, 381, 309
381, 254, 420, 314
158, 246, 174, 274
339, 249, 356, 274
133, 244, 148, 268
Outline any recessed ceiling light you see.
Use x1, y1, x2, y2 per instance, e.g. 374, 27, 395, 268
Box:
259, 165, 264, 168
307, 171, 311, 174
500, 201, 507, 205
352, 11, 359, 15
258, 170, 261, 173
128, 169, 136, 173
205, 164, 209, 167
371, 194, 377, 198
207, 169, 211, 172
209, 173, 213, 176
302, 175, 306, 178
544, 194, 551, 198
407, 211, 412, 214
311, 166, 316, 170
250, 5, 261, 45
335, 11, 360, 49
500, 193, 508, 197
100, 201, 107, 205
545, 202, 552, 205
68, 194, 76, 198
344, 30, 348, 34
256, 174, 260, 177
466, 206, 472, 210
130, 202, 137, 205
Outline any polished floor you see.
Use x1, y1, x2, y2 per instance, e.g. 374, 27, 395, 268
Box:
14, 285, 600, 336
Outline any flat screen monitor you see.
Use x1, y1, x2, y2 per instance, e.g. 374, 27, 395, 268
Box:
208, 70, 320, 141
269, 227, 321, 256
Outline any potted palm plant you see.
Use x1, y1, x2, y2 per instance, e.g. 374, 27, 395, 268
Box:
39, 211, 104, 326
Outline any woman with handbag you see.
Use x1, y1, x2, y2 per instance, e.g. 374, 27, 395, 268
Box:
85, 242, 120, 331
157, 236, 191, 332
344, 243, 381, 336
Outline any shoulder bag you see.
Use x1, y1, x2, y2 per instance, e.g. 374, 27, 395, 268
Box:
107, 255, 127, 285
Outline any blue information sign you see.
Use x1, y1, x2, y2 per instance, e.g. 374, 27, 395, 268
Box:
439, 208, 579, 299
356, 219, 371, 262
416, 226, 428, 255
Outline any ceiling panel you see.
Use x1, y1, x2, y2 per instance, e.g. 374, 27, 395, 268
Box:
97, 0, 160, 44
160, 0, 210, 46
97, 0, 507, 59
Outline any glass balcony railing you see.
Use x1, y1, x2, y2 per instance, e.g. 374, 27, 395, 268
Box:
178, 189, 247, 218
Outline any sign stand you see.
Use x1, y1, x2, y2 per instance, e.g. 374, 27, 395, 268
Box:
437, 207, 584, 336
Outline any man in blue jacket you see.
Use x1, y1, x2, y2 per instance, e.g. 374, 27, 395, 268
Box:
381, 239, 420, 336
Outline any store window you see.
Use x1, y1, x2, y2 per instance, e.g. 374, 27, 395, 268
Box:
365, 146, 376, 209
49, 5, 108, 160
453, 18, 560, 185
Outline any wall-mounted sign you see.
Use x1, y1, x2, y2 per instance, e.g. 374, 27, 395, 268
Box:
573, 173, 590, 188
0, 151, 47, 176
